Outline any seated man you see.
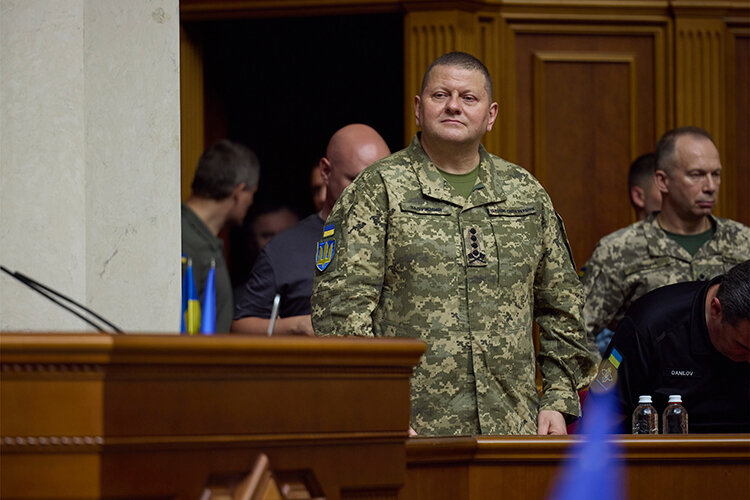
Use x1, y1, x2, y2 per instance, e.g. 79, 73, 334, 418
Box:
594, 259, 750, 433
231, 124, 390, 335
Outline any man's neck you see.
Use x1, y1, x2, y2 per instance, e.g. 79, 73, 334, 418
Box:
656, 209, 712, 235
185, 197, 229, 237
420, 136, 480, 174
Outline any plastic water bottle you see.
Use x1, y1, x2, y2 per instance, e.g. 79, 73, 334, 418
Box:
662, 395, 688, 434
632, 395, 658, 434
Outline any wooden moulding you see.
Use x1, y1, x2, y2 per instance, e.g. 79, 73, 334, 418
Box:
0, 333, 426, 500
401, 435, 750, 500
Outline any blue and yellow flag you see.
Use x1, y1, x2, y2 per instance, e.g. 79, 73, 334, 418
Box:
200, 259, 216, 335
182, 258, 201, 335
546, 388, 624, 500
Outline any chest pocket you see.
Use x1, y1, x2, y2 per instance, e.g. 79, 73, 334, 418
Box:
487, 206, 541, 285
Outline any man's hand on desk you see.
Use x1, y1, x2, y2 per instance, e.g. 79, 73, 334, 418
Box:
537, 410, 567, 435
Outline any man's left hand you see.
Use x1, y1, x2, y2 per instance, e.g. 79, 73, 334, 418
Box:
537, 410, 567, 435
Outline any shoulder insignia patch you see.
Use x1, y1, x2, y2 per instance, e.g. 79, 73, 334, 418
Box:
323, 224, 335, 238
591, 348, 623, 394
316, 239, 335, 272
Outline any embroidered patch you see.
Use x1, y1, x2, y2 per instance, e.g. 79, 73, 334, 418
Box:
316, 240, 335, 271
323, 224, 335, 238
591, 348, 623, 394
608, 348, 622, 369
465, 226, 487, 267
487, 206, 536, 217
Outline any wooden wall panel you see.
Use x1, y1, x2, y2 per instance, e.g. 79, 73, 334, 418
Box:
532, 52, 636, 268
507, 24, 669, 268
180, 25, 205, 202
675, 18, 728, 215
726, 27, 750, 225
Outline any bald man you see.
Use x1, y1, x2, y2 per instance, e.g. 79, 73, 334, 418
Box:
231, 124, 390, 335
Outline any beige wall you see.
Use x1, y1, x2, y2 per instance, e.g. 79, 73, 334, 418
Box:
0, 0, 181, 332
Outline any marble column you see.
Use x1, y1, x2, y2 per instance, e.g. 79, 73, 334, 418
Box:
0, 0, 181, 333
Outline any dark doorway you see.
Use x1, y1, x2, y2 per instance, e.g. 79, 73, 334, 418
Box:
185, 13, 404, 288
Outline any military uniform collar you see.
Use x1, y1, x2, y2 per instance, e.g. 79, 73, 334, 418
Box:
642, 212, 716, 261
406, 134, 506, 208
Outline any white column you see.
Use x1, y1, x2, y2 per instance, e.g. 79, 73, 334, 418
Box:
0, 0, 181, 333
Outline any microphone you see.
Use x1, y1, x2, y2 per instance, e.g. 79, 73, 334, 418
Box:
0, 265, 123, 334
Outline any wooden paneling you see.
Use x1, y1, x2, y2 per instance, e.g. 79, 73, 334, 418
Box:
726, 25, 750, 225
507, 22, 669, 268
0, 334, 425, 500
675, 18, 728, 215
400, 435, 750, 500
180, 25, 205, 202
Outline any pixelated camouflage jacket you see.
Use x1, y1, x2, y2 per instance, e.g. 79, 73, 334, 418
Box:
582, 213, 750, 343
311, 135, 597, 436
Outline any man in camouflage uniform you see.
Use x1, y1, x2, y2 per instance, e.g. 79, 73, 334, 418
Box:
583, 126, 750, 347
311, 52, 596, 436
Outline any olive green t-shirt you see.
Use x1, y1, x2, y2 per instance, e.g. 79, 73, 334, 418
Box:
663, 226, 715, 257
438, 165, 479, 199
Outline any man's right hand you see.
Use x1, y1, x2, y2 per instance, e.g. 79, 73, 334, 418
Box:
230, 314, 314, 336
278, 315, 315, 336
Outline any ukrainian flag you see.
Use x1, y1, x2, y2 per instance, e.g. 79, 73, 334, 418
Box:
546, 388, 624, 500
182, 258, 201, 335
200, 259, 216, 335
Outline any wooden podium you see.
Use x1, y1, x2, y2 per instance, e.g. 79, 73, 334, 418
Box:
0, 333, 426, 500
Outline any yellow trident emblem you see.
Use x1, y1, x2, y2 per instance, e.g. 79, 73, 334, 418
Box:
316, 240, 335, 271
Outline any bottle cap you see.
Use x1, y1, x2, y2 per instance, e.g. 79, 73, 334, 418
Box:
638, 395, 653, 404
668, 395, 682, 403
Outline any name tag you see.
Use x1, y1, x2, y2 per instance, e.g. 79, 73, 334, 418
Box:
400, 201, 451, 215
488, 206, 536, 217
663, 368, 700, 379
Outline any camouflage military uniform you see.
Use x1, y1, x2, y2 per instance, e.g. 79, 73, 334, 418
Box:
311, 136, 597, 436
582, 213, 750, 344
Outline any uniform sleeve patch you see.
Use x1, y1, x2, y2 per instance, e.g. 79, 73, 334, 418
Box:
323, 224, 335, 237
591, 348, 622, 394
316, 240, 335, 271
608, 348, 622, 369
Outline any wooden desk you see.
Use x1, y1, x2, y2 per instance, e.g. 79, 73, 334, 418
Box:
401, 435, 750, 500
3, 333, 748, 500
0, 333, 425, 500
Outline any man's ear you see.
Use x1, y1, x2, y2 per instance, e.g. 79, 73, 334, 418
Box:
486, 102, 499, 132
414, 95, 422, 128
319, 158, 332, 185
630, 186, 646, 209
230, 182, 247, 199
709, 296, 723, 323
654, 170, 669, 195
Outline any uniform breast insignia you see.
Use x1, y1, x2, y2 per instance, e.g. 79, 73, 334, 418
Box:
316, 239, 335, 272
591, 348, 622, 394
465, 226, 487, 267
